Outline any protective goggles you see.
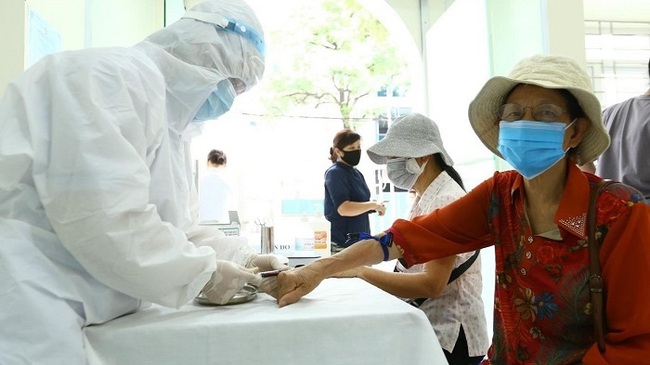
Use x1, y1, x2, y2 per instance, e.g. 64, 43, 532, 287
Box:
182, 10, 266, 57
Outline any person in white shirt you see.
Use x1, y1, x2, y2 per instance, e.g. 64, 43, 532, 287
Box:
199, 149, 238, 223
333, 113, 489, 365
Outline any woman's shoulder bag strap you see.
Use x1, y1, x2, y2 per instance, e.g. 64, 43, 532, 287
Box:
404, 249, 480, 309
588, 179, 617, 353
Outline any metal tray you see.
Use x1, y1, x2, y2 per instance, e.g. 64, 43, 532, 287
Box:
195, 284, 257, 306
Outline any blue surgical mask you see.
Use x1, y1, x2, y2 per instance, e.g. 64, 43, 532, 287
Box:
192, 79, 236, 122
386, 158, 426, 190
497, 120, 574, 179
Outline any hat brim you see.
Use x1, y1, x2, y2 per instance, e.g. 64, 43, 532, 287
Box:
468, 76, 610, 165
367, 137, 453, 166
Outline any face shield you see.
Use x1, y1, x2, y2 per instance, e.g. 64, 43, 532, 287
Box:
182, 11, 265, 56
144, 0, 265, 92
181, 4, 265, 90
181, 0, 266, 90
247, 55, 264, 89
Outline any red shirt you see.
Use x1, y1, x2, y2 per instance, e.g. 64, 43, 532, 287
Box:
387, 164, 650, 364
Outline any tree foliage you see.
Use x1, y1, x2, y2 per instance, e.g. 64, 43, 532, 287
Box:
260, 0, 410, 129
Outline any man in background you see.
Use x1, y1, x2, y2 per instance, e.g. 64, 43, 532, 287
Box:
583, 57, 650, 199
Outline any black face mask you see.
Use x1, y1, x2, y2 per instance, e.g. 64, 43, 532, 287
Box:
341, 149, 361, 166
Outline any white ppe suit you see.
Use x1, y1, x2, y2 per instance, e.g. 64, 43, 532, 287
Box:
0, 0, 265, 363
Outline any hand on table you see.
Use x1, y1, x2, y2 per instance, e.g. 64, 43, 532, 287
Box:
276, 265, 326, 307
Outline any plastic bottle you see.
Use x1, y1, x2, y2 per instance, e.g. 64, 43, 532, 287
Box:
294, 215, 314, 253
311, 212, 331, 258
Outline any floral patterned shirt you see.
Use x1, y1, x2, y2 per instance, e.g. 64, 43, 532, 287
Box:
396, 171, 489, 357
387, 163, 650, 364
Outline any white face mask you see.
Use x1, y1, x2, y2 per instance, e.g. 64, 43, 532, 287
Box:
386, 158, 426, 190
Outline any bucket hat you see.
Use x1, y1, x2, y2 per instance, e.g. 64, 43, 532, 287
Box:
367, 113, 453, 166
468, 54, 610, 165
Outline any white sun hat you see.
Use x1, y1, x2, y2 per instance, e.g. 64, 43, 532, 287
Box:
468, 54, 610, 165
367, 113, 454, 166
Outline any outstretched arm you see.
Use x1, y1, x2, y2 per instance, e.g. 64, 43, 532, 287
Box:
276, 236, 402, 307
332, 257, 455, 299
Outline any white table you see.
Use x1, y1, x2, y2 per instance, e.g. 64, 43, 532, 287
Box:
83, 278, 447, 365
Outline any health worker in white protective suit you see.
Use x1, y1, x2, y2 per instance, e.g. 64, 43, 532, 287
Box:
0, 0, 287, 363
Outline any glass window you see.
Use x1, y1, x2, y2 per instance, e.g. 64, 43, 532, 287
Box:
585, 20, 650, 108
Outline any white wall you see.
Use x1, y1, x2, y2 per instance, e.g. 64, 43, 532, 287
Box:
548, 0, 588, 66
28, 0, 87, 50
91, 0, 164, 47
0, 0, 163, 96
426, 0, 496, 340
485, 0, 547, 76
27, 0, 163, 49
0, 0, 26, 96
427, 0, 494, 189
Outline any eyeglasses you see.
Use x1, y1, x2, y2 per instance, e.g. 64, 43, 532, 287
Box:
497, 103, 568, 122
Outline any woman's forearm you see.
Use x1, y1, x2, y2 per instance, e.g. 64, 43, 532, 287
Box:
356, 267, 445, 299
337, 200, 380, 216
356, 254, 454, 299
310, 239, 386, 277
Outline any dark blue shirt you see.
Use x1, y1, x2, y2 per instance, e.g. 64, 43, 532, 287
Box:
324, 162, 371, 245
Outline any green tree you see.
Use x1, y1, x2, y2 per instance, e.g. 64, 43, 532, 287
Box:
261, 0, 410, 130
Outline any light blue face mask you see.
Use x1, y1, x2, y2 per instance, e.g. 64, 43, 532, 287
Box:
192, 79, 236, 122
497, 120, 575, 180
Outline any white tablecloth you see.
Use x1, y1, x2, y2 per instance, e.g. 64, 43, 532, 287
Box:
83, 278, 447, 365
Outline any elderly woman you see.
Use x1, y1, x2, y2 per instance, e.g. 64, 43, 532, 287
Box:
333, 113, 489, 365
277, 55, 650, 364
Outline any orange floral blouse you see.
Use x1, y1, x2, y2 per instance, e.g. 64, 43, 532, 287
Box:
387, 164, 650, 364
